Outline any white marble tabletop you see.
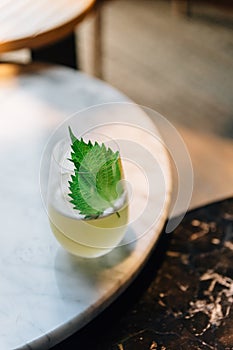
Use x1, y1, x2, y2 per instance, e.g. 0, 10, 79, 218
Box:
0, 64, 171, 350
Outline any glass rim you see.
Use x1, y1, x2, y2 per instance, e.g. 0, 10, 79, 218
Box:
51, 132, 121, 174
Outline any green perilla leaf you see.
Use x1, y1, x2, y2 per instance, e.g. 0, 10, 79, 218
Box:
68, 127, 123, 219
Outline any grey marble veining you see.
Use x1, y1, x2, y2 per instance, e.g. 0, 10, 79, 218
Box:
0, 64, 171, 349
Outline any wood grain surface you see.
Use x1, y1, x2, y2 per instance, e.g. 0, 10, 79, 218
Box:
0, 0, 95, 53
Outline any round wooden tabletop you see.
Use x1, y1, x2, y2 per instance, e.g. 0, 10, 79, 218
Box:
0, 0, 95, 53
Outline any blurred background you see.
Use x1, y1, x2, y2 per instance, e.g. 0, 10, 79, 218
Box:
79, 0, 233, 139
2, 0, 233, 139
80, 0, 233, 208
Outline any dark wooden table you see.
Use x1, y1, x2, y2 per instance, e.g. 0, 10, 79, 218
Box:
51, 197, 233, 350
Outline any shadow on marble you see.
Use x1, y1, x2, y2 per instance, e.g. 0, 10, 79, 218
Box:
54, 226, 136, 294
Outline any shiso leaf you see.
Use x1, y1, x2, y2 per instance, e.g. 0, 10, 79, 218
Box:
68, 127, 123, 219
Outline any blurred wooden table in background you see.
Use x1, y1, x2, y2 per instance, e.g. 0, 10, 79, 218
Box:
0, 0, 103, 73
